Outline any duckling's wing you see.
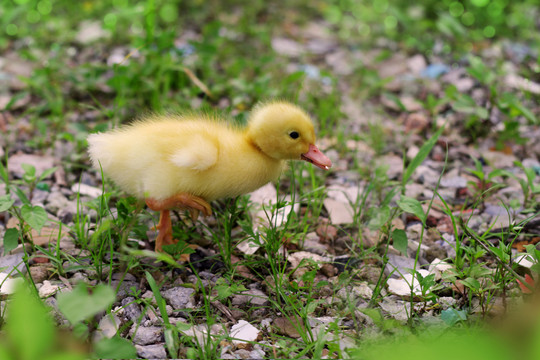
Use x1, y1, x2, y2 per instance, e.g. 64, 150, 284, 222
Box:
169, 134, 218, 171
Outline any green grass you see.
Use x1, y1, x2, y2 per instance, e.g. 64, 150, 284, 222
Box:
0, 0, 539, 358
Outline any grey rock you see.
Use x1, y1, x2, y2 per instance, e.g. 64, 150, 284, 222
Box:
0, 252, 26, 274
47, 191, 69, 213
235, 349, 253, 359
110, 280, 139, 300
135, 344, 167, 359
7, 153, 55, 179
414, 165, 442, 186
121, 297, 142, 322
386, 254, 418, 277
440, 176, 467, 188
46, 191, 77, 218
69, 272, 90, 284
231, 288, 269, 307
162, 287, 196, 309
336, 284, 373, 302
93, 313, 121, 342
32, 189, 49, 204
303, 237, 327, 255
198, 271, 217, 282
484, 204, 513, 217
131, 325, 163, 345
379, 298, 410, 322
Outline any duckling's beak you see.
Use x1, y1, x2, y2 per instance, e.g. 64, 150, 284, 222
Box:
301, 144, 332, 171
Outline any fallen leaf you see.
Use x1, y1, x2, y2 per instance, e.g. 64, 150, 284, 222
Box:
512, 237, 540, 252
517, 274, 535, 294
273, 316, 303, 338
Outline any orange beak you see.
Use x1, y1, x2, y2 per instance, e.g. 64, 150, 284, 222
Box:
301, 144, 332, 170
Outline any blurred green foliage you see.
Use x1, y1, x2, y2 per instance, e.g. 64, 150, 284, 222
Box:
322, 0, 539, 54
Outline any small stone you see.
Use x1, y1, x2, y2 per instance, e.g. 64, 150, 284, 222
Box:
0, 275, 24, 295
358, 265, 382, 284
122, 297, 143, 322
320, 263, 337, 277
70, 272, 90, 284
38, 280, 60, 298
386, 254, 418, 276
162, 287, 196, 309
232, 288, 269, 307
230, 320, 260, 345
440, 176, 468, 188
336, 283, 373, 301
94, 313, 121, 342
110, 280, 138, 300
377, 54, 409, 78
0, 253, 26, 274
428, 258, 453, 281
323, 199, 354, 225
135, 344, 167, 359
380, 155, 403, 180
271, 37, 304, 57
404, 112, 429, 133
316, 222, 338, 241
379, 298, 410, 321
71, 183, 102, 198
46, 191, 71, 213
505, 74, 540, 95
407, 54, 427, 75
387, 270, 430, 297
302, 233, 327, 255
130, 326, 163, 345
438, 297, 457, 309
7, 153, 55, 179
288, 251, 327, 269
29, 264, 50, 283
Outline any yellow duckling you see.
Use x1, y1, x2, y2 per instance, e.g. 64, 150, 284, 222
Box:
87, 101, 332, 251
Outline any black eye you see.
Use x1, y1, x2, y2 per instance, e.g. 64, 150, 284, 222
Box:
289, 131, 299, 139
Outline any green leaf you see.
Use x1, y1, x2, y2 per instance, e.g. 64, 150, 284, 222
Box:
397, 196, 426, 224
392, 229, 408, 255
6, 282, 56, 360
214, 278, 246, 301
12, 186, 30, 205
402, 124, 445, 185
460, 277, 481, 291
21, 204, 48, 233
441, 308, 467, 326
305, 300, 319, 314
145, 271, 169, 324
94, 336, 137, 359
57, 283, 115, 324
513, 100, 537, 124
0, 194, 14, 212
175, 321, 191, 331
367, 205, 391, 230
3, 228, 19, 254
38, 167, 57, 181
21, 163, 36, 177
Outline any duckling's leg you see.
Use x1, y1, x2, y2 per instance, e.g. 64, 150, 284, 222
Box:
154, 209, 174, 252
146, 193, 212, 251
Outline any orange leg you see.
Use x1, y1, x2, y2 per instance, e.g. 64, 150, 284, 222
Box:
145, 193, 212, 252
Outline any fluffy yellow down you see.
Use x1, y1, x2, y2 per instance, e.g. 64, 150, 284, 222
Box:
87, 102, 321, 202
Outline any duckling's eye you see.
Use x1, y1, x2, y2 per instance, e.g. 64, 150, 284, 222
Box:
289, 131, 299, 139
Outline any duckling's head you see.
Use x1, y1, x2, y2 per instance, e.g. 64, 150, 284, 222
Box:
247, 102, 332, 170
